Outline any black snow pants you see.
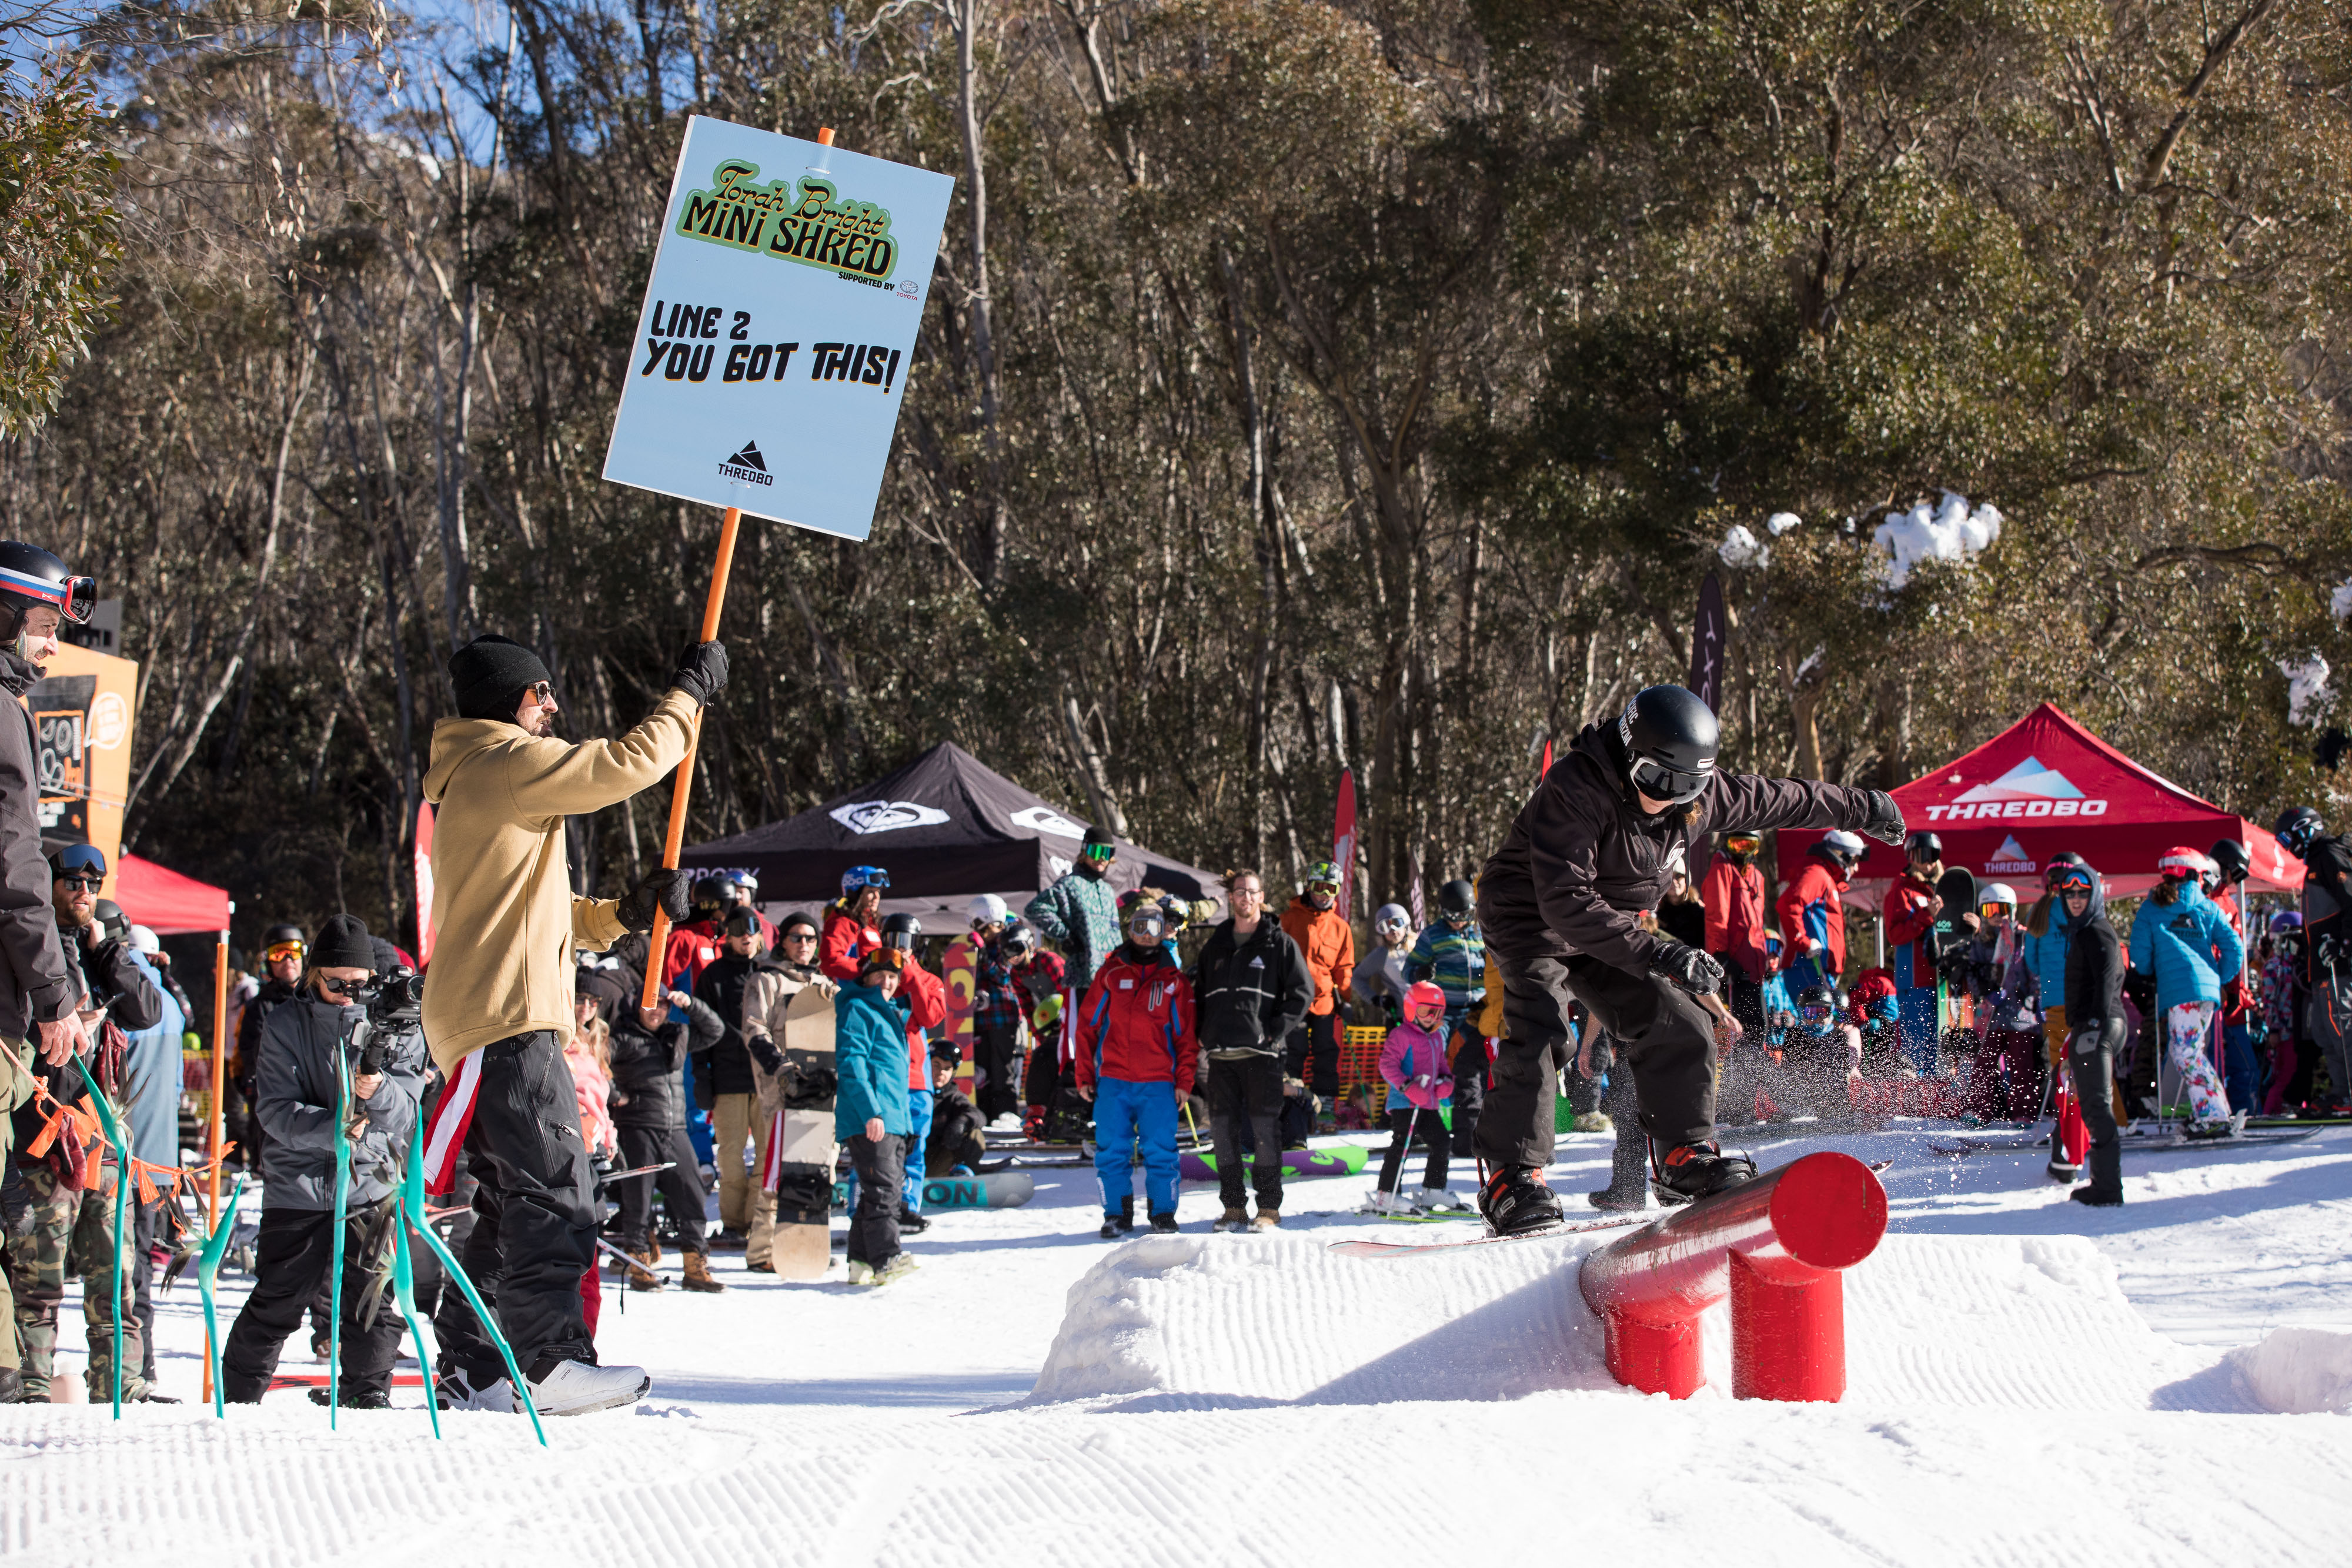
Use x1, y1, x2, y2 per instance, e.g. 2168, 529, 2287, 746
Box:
1206, 1054, 1285, 1212
615, 1122, 708, 1256
2069, 1019, 2124, 1199
1476, 950, 1716, 1171
430, 1031, 598, 1386
222, 1203, 403, 1401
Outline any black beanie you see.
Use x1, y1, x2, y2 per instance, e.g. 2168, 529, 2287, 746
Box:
448, 635, 552, 723
311, 913, 376, 971
1083, 825, 1115, 850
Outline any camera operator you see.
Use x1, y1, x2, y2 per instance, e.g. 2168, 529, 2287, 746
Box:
3, 842, 163, 1403
220, 915, 425, 1406
419, 632, 719, 1416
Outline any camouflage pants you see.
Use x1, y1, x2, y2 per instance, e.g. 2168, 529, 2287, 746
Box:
4, 1163, 147, 1402
0, 1036, 25, 1373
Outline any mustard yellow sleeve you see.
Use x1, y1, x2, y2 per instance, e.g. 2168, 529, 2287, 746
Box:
503, 690, 699, 818
572, 895, 626, 951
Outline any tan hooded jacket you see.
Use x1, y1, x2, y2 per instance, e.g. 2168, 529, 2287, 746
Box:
420, 690, 697, 1073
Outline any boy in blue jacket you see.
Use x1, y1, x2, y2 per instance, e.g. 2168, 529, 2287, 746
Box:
836, 950, 918, 1286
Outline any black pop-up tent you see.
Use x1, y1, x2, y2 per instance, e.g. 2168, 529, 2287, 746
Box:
679, 741, 1226, 921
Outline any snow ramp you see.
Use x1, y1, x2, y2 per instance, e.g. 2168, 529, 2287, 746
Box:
1031, 1231, 2220, 1411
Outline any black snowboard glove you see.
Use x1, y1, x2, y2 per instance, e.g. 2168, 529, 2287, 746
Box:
670, 639, 730, 707
1658, 941, 1726, 996
616, 867, 693, 932
1861, 788, 1907, 847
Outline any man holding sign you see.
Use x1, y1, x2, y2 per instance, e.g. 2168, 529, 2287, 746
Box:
420, 634, 721, 1416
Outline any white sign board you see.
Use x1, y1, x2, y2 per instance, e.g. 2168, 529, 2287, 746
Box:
602, 116, 956, 540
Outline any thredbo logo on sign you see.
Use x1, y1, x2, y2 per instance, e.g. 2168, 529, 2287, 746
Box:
1920, 757, 2108, 823
719, 441, 773, 486
679, 161, 900, 286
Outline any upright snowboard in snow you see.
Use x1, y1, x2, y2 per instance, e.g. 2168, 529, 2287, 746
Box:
1179, 1145, 1368, 1182
768, 985, 840, 1281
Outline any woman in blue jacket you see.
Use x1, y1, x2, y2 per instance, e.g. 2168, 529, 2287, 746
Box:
836, 950, 916, 1286
2126, 849, 2246, 1134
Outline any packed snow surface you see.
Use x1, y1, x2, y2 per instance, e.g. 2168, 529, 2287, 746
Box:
5, 1121, 2351, 1566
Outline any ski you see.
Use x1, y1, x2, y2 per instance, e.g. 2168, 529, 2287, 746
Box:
1935, 1129, 2318, 1157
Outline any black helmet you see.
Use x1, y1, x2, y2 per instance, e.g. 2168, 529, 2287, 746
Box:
1905, 830, 1943, 861
262, 922, 306, 948
881, 911, 921, 952
2047, 850, 2086, 868
2276, 807, 2324, 858
92, 898, 131, 943
1003, 921, 1036, 954
1795, 984, 1839, 1026
690, 875, 736, 912
1438, 879, 1475, 918
2208, 840, 2250, 884
0, 542, 96, 635
1617, 686, 1719, 804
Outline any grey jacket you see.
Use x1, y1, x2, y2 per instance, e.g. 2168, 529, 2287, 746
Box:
0, 651, 72, 1043
256, 992, 427, 1210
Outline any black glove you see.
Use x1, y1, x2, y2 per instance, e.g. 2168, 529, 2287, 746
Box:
1861, 788, 1907, 847
616, 866, 692, 932
1658, 941, 1726, 995
670, 639, 730, 707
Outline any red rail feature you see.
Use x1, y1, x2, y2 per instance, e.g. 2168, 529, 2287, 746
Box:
1578, 1151, 1887, 1402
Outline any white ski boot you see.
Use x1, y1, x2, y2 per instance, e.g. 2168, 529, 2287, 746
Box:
1358, 1188, 1412, 1216
524, 1359, 652, 1416
1414, 1186, 1470, 1213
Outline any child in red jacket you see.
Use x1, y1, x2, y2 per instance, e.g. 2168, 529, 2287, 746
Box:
1074, 901, 1197, 1237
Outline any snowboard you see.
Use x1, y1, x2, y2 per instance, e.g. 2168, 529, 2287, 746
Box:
769, 984, 840, 1282
1933, 866, 1978, 1037
920, 1171, 1036, 1210
1179, 1145, 1369, 1181
1930, 1128, 2317, 1157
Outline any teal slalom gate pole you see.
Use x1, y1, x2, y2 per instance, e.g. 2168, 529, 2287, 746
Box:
328, 1048, 353, 1428
198, 1175, 248, 1417
392, 1118, 440, 1439
402, 1118, 545, 1446
68, 1057, 132, 1420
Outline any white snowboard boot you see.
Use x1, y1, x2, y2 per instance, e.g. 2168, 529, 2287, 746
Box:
524, 1359, 652, 1416
1361, 1188, 1411, 1215
435, 1368, 517, 1413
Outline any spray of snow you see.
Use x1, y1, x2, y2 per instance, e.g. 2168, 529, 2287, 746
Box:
2332, 581, 2352, 624
1718, 524, 1769, 570
2229, 1327, 2352, 1414
2280, 656, 2333, 725
1873, 492, 2003, 589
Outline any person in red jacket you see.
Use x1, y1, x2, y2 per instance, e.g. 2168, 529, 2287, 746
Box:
1777, 832, 1862, 996
1882, 831, 1951, 1071
881, 913, 947, 1232
1701, 830, 1770, 1031
821, 865, 889, 982
1073, 900, 1197, 1237
659, 875, 735, 992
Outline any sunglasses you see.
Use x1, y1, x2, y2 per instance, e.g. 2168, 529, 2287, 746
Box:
522, 680, 555, 704
316, 974, 362, 995
55, 874, 101, 892
265, 941, 306, 962
784, 931, 817, 942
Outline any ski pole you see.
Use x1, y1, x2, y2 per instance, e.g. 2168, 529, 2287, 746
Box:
402, 1119, 547, 1446
638, 506, 745, 1011
392, 1135, 439, 1439
329, 1040, 353, 1428
198, 1174, 247, 1419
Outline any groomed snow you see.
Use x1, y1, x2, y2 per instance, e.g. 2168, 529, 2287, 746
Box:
5, 1121, 2350, 1566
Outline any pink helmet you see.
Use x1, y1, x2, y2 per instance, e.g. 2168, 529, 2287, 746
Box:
1404, 981, 1446, 1014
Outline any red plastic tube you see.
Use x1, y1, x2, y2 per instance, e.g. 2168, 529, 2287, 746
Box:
1578, 1151, 1887, 1402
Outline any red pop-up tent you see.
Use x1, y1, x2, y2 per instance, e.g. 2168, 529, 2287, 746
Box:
1779, 702, 2300, 907
112, 852, 233, 934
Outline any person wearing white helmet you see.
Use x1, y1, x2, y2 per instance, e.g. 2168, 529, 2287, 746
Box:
1352, 903, 1416, 1025
965, 895, 1024, 1124
1961, 883, 2044, 1121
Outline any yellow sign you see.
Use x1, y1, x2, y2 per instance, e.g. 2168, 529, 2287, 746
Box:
28, 642, 138, 895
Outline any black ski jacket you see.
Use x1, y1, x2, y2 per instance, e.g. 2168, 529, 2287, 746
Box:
2065, 914, 2125, 1032
236, 977, 301, 1078
0, 651, 71, 1043
2300, 833, 2352, 981
1478, 721, 1874, 976
693, 952, 759, 1097
255, 992, 427, 1211
11, 923, 163, 1151
607, 994, 722, 1130
1190, 918, 1313, 1059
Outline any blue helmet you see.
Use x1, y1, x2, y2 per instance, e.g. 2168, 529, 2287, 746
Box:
842, 865, 890, 895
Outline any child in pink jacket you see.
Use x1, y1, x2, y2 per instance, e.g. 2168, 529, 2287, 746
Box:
1365, 983, 1468, 1213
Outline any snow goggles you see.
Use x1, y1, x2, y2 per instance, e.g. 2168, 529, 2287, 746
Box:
264, 940, 306, 964
1080, 842, 1115, 864
1799, 1001, 1837, 1027
1127, 907, 1167, 941
1977, 901, 2014, 920
1722, 833, 1761, 857
0, 567, 98, 624
1628, 754, 1711, 805
1376, 914, 1409, 932
2050, 866, 2094, 895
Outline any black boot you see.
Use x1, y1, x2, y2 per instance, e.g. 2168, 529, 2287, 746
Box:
1148, 1212, 1179, 1233
896, 1206, 931, 1234
1478, 1165, 1563, 1236
1117, 1195, 1135, 1233
2070, 1185, 2123, 1209
1651, 1141, 1758, 1205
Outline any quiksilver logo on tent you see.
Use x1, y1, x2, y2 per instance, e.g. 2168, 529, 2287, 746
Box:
719, 441, 773, 486
1923, 756, 2109, 823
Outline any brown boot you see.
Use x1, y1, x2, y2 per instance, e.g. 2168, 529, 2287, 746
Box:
681, 1252, 727, 1293
628, 1249, 663, 1291
647, 1236, 662, 1265
1251, 1209, 1281, 1231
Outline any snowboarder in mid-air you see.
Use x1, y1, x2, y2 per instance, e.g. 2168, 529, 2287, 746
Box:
1473, 686, 1907, 1233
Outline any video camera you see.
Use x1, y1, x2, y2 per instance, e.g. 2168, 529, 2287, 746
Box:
349, 965, 424, 1076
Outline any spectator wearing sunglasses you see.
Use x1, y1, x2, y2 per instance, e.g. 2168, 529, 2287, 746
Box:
1352, 902, 1416, 1026
418, 631, 723, 1417
2, 841, 165, 1402
220, 913, 426, 1406
231, 922, 308, 1171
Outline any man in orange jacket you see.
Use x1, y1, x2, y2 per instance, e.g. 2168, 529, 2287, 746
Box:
1279, 861, 1355, 1128
1074, 900, 1197, 1236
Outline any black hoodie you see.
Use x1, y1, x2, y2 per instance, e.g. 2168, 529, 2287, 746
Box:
2063, 868, 2124, 1031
